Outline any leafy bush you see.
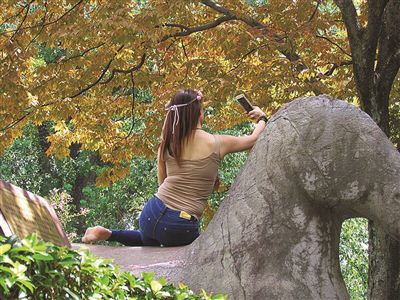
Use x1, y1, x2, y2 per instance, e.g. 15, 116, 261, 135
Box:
82, 157, 158, 233
0, 124, 57, 196
49, 189, 90, 242
0, 234, 226, 300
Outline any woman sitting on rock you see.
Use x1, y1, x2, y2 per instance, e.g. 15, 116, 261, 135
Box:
82, 89, 267, 246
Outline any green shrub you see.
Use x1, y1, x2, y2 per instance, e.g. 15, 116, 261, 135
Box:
49, 189, 90, 242
0, 234, 226, 300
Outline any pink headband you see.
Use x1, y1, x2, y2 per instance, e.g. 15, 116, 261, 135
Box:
165, 93, 202, 135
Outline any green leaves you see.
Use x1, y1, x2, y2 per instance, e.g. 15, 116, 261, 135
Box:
0, 234, 226, 299
0, 244, 11, 255
32, 252, 54, 261
150, 279, 163, 293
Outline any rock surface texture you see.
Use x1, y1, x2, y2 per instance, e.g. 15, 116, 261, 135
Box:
85, 95, 400, 299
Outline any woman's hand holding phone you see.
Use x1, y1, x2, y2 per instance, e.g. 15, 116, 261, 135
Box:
247, 106, 265, 120
234, 94, 265, 121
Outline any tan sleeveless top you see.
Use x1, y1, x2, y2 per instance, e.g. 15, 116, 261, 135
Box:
156, 135, 221, 220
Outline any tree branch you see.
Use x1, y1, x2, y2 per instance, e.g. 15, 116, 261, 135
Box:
110, 53, 146, 74
69, 44, 124, 98
124, 71, 136, 140
1, 113, 29, 132
309, 0, 322, 22
37, 0, 84, 29
1, 0, 84, 36
316, 34, 352, 57
24, 1, 49, 51
162, 23, 190, 31
201, 0, 264, 28
228, 46, 264, 73
365, 0, 389, 50
0, 2, 30, 28
3, 42, 144, 134
200, 0, 305, 67
10, 0, 34, 41
334, 0, 361, 47
375, 0, 400, 85
1, 47, 145, 132
62, 43, 106, 62
160, 15, 236, 42
100, 53, 146, 84
323, 60, 353, 76
1, 101, 54, 132
181, 40, 189, 61
375, 49, 400, 99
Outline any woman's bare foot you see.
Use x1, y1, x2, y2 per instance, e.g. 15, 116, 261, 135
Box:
82, 226, 112, 243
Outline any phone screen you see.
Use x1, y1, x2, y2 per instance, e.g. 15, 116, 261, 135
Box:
234, 94, 253, 112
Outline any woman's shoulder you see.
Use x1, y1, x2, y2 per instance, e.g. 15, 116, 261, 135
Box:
176, 131, 215, 160
194, 130, 218, 146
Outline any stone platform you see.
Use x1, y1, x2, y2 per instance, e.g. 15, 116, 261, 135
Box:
72, 243, 187, 277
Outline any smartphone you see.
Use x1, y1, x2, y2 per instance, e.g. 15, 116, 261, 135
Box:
234, 94, 253, 113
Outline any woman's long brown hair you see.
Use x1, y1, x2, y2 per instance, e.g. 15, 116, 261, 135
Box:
160, 89, 202, 164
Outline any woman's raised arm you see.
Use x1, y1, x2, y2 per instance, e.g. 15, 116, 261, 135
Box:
219, 106, 267, 158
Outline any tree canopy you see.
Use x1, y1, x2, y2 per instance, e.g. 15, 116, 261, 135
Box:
0, 0, 399, 185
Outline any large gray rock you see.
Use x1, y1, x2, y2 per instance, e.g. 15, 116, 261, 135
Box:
86, 95, 400, 299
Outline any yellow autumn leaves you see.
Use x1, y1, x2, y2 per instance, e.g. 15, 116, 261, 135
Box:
1, 0, 368, 185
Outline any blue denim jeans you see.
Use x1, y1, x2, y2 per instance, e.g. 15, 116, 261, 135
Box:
107, 195, 199, 247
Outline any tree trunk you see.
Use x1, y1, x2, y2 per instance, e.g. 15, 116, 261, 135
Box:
37, 124, 99, 235
368, 222, 400, 299
365, 83, 400, 299
334, 0, 400, 297
366, 96, 400, 299
69, 143, 97, 235
37, 123, 52, 174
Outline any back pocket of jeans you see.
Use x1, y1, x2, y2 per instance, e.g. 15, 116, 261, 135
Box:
158, 225, 199, 247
